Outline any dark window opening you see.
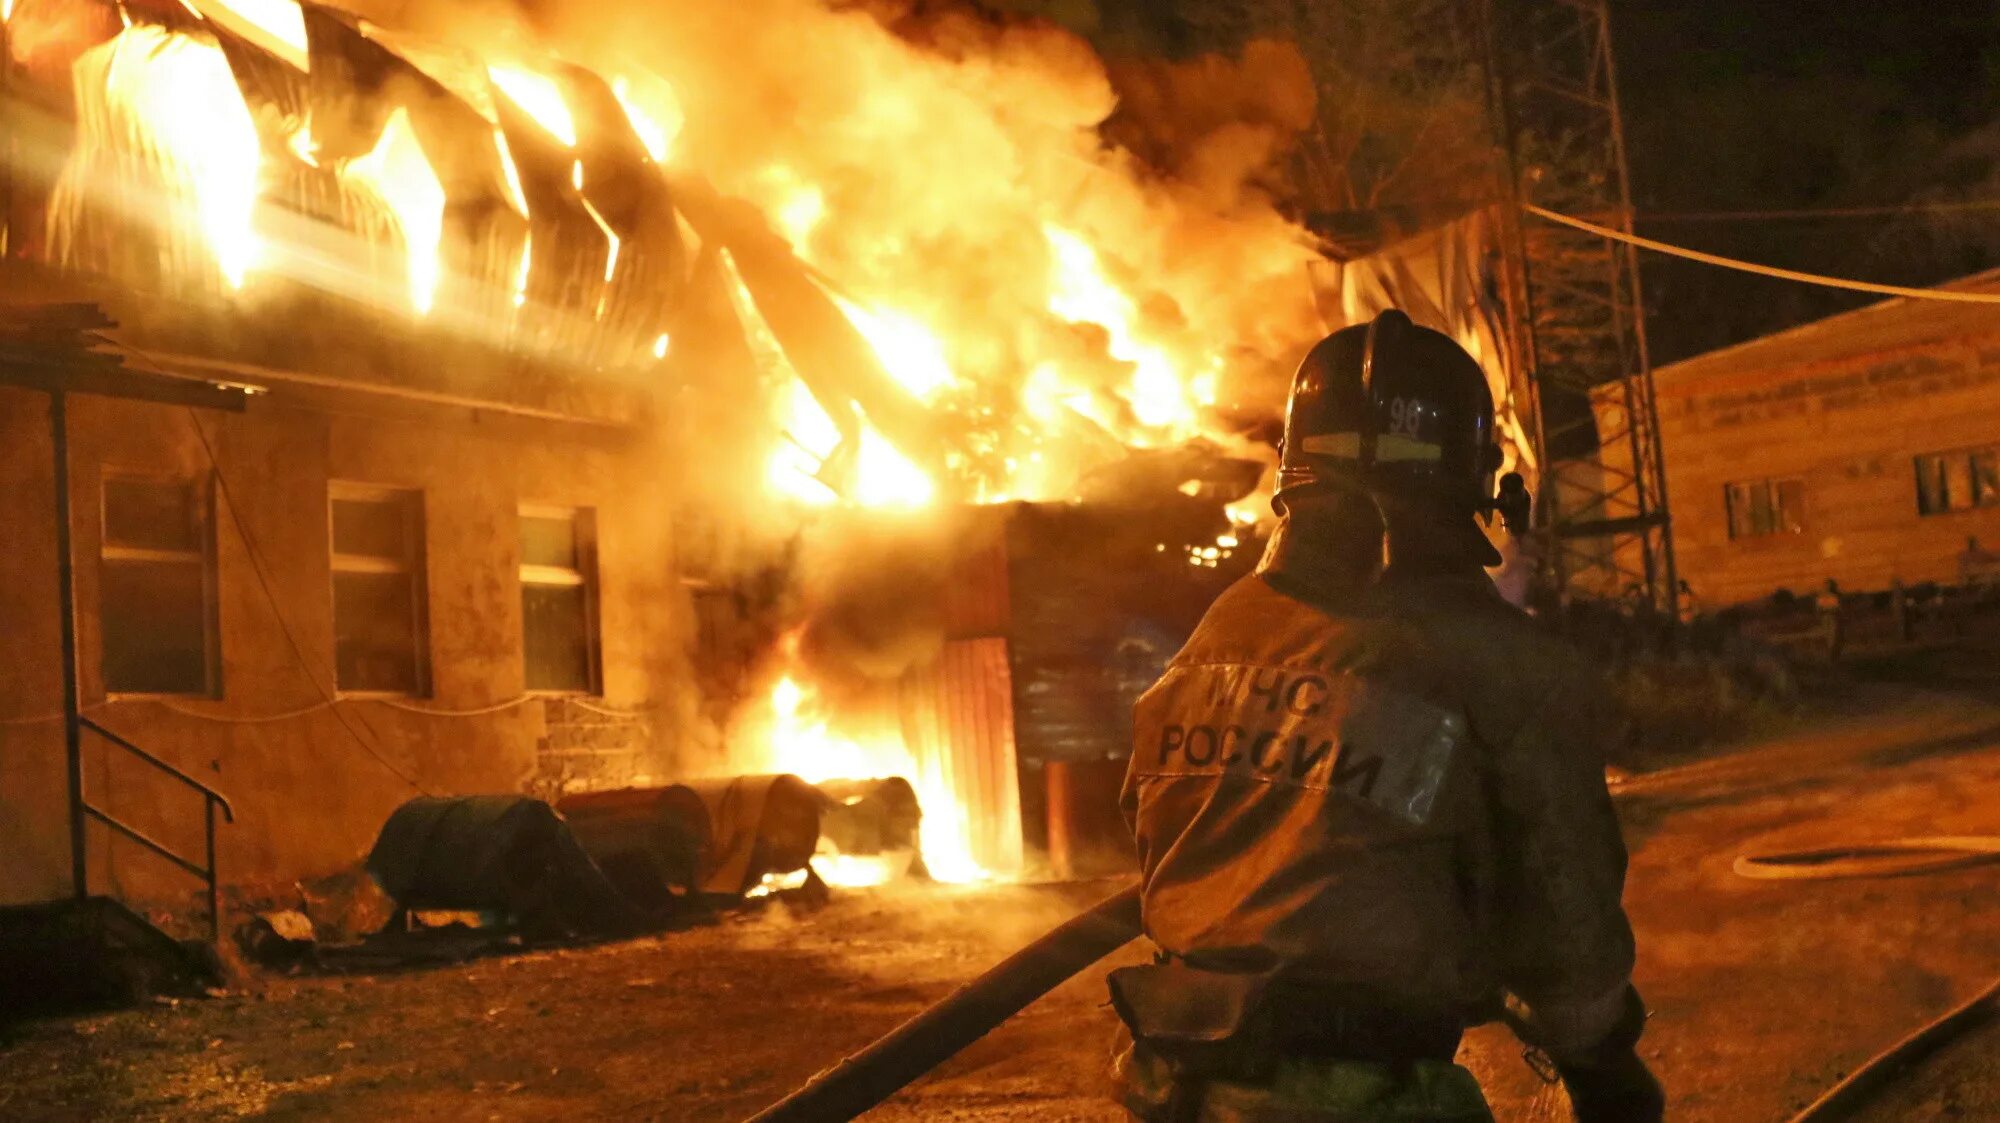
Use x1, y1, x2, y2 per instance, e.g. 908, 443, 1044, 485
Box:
520, 508, 599, 694
100, 476, 217, 696
1917, 447, 2000, 516
330, 487, 428, 695
1725, 477, 1805, 540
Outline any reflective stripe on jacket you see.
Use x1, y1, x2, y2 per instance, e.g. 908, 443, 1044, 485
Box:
1121, 571, 1635, 1056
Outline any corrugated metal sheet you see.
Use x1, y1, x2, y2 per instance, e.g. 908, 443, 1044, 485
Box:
1004, 505, 1248, 768
898, 637, 1023, 874
940, 512, 1011, 638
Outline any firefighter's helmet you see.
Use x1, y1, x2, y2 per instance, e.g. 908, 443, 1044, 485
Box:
1274, 310, 1511, 563
1276, 310, 1503, 505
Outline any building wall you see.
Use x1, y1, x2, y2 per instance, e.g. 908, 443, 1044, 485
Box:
1657, 329, 2000, 607
0, 384, 688, 910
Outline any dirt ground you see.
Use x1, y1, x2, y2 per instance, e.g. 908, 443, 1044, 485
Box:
4, 686, 2000, 1122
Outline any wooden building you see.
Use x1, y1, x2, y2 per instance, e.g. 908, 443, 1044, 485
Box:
1621, 270, 2000, 608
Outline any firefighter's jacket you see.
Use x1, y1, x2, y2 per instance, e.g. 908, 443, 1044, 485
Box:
1121, 570, 1636, 1057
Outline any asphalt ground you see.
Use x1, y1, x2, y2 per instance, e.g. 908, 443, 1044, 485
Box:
3, 688, 1998, 1121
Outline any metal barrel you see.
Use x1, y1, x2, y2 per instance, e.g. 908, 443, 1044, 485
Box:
555, 784, 712, 904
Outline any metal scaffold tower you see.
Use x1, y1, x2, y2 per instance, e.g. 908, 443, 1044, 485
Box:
1480, 0, 1678, 616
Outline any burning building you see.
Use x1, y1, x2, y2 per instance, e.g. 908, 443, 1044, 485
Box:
0, 0, 1539, 927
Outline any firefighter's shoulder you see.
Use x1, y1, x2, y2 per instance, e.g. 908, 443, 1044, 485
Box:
1381, 575, 1601, 733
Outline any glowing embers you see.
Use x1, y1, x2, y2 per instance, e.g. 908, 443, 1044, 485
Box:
342, 108, 446, 314
488, 64, 576, 147
77, 25, 264, 289
1043, 224, 1193, 435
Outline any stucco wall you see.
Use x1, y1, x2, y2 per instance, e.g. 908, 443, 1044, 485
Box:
1654, 331, 2000, 607
0, 385, 688, 910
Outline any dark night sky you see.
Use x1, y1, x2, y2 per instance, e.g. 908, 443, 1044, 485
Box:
1611, 0, 2000, 364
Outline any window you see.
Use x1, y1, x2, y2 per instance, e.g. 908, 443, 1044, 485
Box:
330, 486, 428, 695
100, 476, 218, 695
1916, 446, 2000, 515
520, 506, 600, 694
1725, 477, 1805, 540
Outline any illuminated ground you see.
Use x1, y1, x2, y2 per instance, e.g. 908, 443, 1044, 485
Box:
4, 688, 2000, 1121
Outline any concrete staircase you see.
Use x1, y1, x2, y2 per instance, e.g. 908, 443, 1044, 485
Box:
0, 896, 220, 1022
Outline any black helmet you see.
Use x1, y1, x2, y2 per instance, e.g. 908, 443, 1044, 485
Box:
1274, 309, 1506, 562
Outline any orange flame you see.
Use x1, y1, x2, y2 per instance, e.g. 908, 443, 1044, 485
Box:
342, 107, 445, 314
759, 673, 985, 885
1043, 223, 1195, 436
489, 64, 577, 147
829, 293, 953, 401
94, 26, 264, 288
610, 72, 682, 163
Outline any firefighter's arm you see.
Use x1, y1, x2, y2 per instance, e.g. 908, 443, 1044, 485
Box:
1486, 667, 1662, 1121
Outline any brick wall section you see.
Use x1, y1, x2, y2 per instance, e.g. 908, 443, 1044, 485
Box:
533, 697, 657, 797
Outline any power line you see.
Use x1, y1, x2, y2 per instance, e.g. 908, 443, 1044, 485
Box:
1525, 204, 2000, 304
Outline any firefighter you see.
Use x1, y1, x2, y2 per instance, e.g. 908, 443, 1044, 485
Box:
1109, 310, 1662, 1123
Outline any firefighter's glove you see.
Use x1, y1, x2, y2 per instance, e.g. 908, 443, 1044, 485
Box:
1553, 986, 1662, 1123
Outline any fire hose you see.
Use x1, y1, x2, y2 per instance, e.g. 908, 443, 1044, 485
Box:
742, 829, 2000, 1122
744, 883, 1142, 1123
1783, 974, 2000, 1123
1738, 834, 2000, 1120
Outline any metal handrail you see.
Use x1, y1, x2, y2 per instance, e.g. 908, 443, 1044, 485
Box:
76, 716, 233, 941
79, 716, 235, 822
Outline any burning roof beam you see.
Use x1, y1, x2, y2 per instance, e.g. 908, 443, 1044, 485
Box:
677, 180, 949, 497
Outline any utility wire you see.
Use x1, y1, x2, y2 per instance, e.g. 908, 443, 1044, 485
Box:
1525, 204, 2000, 304
180, 405, 434, 795
92, 328, 429, 792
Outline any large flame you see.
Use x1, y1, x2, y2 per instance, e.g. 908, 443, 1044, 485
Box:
44, 3, 1317, 512
34, 1, 1329, 893
1043, 223, 1195, 436
828, 292, 953, 401
342, 108, 446, 314
759, 672, 985, 886
83, 26, 264, 289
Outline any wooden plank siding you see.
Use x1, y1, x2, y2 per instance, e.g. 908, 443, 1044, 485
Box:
1622, 272, 2000, 607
